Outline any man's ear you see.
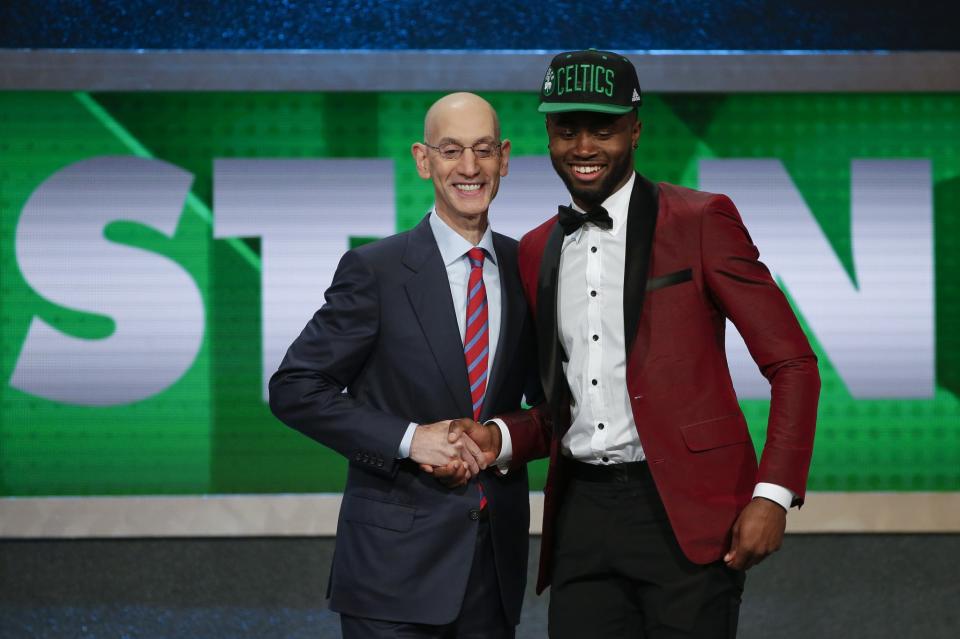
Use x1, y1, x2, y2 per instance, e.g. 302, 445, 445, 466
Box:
544, 115, 555, 152
411, 143, 431, 179
498, 139, 512, 177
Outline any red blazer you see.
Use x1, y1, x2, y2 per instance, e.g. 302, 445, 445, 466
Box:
502, 174, 820, 593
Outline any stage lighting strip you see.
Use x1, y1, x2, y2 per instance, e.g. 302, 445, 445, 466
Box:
2, 50, 960, 92
0, 493, 958, 537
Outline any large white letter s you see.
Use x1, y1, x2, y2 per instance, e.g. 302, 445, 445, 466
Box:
10, 157, 205, 406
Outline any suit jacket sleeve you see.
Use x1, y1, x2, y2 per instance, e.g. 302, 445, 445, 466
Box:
268, 249, 408, 477
497, 402, 552, 470
701, 196, 821, 504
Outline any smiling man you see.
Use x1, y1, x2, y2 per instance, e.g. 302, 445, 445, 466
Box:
414, 94, 508, 234
465, 50, 821, 637
269, 92, 540, 638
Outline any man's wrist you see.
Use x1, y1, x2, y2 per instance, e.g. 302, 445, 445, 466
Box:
752, 482, 794, 512
488, 421, 502, 458
486, 418, 513, 472
397, 422, 418, 459
752, 496, 787, 513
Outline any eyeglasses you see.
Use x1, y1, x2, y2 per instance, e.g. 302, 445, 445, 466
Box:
423, 142, 501, 161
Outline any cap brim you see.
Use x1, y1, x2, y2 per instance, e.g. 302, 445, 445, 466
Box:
538, 102, 635, 114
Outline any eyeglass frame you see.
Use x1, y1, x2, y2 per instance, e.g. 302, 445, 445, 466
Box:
422, 141, 503, 161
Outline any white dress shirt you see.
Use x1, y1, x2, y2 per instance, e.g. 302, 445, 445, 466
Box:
497, 177, 793, 510
558, 174, 641, 464
398, 209, 501, 457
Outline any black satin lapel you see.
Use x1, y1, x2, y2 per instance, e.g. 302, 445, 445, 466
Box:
623, 174, 660, 355
403, 230, 472, 418
537, 222, 567, 410
480, 235, 523, 420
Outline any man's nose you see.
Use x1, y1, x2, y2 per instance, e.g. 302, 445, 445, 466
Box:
457, 148, 481, 175
573, 131, 597, 156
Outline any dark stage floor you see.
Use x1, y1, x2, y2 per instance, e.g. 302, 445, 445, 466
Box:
2, 534, 958, 638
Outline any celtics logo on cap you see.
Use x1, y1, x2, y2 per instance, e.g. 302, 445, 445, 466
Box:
537, 49, 641, 114
543, 68, 555, 96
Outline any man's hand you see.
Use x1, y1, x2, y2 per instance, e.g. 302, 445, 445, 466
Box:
723, 497, 787, 571
457, 419, 502, 468
409, 420, 465, 468
420, 419, 503, 488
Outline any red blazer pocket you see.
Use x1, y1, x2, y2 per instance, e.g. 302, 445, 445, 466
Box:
646, 268, 693, 292
680, 414, 750, 452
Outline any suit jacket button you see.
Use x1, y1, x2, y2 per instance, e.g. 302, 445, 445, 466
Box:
468, 509, 480, 521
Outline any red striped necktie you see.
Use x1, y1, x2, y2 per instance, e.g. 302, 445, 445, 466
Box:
464, 247, 489, 511
464, 247, 489, 421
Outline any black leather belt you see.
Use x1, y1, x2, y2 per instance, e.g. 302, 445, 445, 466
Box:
567, 459, 650, 483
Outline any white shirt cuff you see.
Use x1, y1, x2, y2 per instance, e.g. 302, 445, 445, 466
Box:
753, 482, 795, 512
487, 418, 513, 473
397, 422, 418, 459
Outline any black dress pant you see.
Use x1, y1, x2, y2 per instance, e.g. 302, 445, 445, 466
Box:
340, 516, 514, 639
548, 461, 745, 639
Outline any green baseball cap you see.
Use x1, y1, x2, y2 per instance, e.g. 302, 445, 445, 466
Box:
538, 49, 642, 114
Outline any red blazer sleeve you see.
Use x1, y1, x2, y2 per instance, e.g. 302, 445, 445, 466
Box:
701, 196, 821, 504
498, 403, 553, 469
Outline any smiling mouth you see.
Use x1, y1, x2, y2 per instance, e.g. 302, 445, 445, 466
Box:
455, 183, 483, 193
570, 164, 605, 180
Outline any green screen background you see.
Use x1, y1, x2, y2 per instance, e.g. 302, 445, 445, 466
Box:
1, 91, 958, 496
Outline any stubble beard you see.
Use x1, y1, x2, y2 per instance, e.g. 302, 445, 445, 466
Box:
551, 152, 635, 208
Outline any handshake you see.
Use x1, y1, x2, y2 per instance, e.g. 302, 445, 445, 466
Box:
409, 418, 503, 488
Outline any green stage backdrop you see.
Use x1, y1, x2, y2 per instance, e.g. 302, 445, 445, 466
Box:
1, 91, 958, 496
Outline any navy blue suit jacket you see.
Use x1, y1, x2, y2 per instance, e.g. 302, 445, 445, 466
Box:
269, 214, 540, 625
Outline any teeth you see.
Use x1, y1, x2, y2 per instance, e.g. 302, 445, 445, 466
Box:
456, 184, 481, 191
573, 165, 602, 174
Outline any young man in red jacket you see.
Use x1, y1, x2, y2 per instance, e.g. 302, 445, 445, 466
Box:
459, 50, 820, 638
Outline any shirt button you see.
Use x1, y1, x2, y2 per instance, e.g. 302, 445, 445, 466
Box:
591, 246, 597, 253
597, 423, 605, 430
592, 379, 598, 386
592, 334, 599, 341
590, 290, 597, 297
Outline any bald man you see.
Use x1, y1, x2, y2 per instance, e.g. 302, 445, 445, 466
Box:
270, 93, 541, 638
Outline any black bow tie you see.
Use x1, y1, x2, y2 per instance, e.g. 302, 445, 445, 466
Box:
558, 204, 613, 236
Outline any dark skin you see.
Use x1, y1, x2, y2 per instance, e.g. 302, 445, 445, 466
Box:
723, 497, 787, 570
545, 109, 640, 211
429, 108, 787, 571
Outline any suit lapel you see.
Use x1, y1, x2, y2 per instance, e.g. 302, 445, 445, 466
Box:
480, 233, 523, 421
622, 173, 660, 356
402, 216, 472, 417
536, 221, 568, 417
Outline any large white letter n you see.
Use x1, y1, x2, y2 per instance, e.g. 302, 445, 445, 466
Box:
700, 159, 933, 399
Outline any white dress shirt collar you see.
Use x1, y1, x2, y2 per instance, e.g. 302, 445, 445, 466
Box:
429, 209, 498, 266
567, 172, 636, 243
